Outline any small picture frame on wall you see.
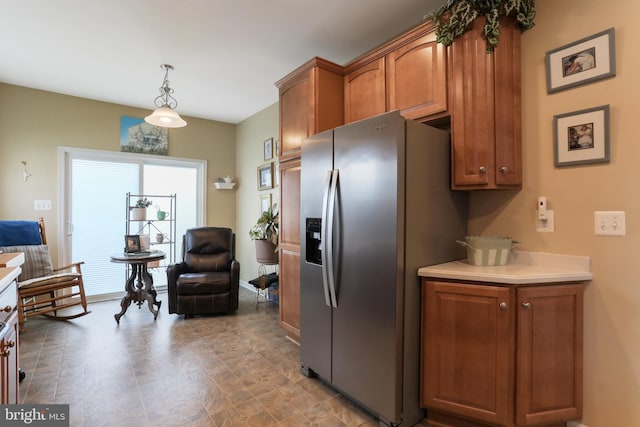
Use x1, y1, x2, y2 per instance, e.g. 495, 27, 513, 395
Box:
260, 194, 272, 214
264, 138, 273, 161
553, 105, 610, 167
545, 28, 616, 94
257, 163, 273, 191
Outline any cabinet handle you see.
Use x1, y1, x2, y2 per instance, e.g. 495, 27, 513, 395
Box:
479, 166, 486, 174
0, 341, 13, 357
499, 302, 508, 310
2, 305, 11, 313
499, 166, 508, 174
522, 302, 532, 309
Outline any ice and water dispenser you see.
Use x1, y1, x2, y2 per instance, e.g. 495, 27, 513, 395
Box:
305, 218, 322, 265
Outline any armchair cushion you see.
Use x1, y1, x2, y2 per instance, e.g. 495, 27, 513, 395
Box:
176, 272, 231, 295
0, 244, 53, 281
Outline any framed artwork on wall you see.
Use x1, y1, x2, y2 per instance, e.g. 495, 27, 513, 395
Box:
554, 105, 610, 167
264, 138, 273, 161
257, 163, 273, 190
260, 194, 272, 214
545, 28, 616, 94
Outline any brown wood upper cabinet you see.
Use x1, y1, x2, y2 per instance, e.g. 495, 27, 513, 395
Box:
344, 22, 448, 125
275, 57, 344, 162
449, 18, 522, 189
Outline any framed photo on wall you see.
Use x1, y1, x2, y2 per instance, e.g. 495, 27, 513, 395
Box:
545, 28, 616, 93
553, 105, 610, 167
260, 194, 272, 214
264, 138, 273, 161
257, 163, 273, 191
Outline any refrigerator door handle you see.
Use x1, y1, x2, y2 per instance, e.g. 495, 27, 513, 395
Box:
320, 170, 333, 307
326, 169, 338, 308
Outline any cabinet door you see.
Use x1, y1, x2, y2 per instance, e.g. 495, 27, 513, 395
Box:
278, 160, 301, 342
0, 311, 18, 404
517, 285, 583, 425
279, 69, 313, 160
449, 18, 521, 189
422, 280, 514, 426
387, 30, 447, 121
344, 57, 386, 124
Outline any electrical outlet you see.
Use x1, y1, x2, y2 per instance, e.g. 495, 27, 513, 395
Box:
34, 200, 52, 211
536, 210, 554, 232
594, 211, 625, 236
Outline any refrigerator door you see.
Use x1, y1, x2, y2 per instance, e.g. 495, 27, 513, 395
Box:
300, 129, 334, 381
331, 111, 405, 423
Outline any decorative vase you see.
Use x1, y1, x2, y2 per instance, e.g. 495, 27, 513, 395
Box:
255, 240, 278, 264
131, 207, 147, 221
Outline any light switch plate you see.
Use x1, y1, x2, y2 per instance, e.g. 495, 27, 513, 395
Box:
34, 200, 52, 211
594, 211, 625, 236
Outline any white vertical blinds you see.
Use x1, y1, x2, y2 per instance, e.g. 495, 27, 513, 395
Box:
71, 158, 139, 297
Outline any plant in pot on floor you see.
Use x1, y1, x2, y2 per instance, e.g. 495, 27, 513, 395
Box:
249, 204, 279, 264
130, 197, 152, 221
425, 0, 536, 52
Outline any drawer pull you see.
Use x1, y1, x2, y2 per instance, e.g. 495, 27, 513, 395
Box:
499, 302, 508, 310
0, 340, 15, 357
2, 305, 12, 313
522, 302, 532, 309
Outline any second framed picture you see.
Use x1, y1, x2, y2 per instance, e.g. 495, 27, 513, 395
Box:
257, 163, 273, 191
553, 105, 610, 167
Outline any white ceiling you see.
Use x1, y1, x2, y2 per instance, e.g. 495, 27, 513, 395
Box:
0, 0, 444, 124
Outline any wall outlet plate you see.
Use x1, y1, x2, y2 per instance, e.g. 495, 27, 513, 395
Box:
536, 210, 554, 232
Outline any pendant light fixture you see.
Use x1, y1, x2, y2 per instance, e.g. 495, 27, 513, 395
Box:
144, 64, 187, 128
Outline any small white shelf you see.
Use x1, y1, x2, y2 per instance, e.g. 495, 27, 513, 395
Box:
213, 182, 236, 190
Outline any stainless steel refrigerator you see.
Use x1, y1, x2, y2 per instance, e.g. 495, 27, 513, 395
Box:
300, 111, 468, 426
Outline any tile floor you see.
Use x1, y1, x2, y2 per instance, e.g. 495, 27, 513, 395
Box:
19, 286, 426, 427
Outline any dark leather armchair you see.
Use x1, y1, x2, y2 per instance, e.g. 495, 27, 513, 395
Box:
167, 227, 240, 315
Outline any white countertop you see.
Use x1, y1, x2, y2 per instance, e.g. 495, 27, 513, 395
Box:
418, 251, 593, 284
0, 267, 21, 291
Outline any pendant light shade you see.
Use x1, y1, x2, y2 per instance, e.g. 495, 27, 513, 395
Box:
144, 64, 187, 128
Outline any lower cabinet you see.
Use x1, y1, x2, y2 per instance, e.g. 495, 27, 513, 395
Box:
1, 310, 19, 404
421, 279, 583, 426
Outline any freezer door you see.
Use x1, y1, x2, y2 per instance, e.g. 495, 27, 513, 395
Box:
331, 111, 405, 423
300, 130, 334, 381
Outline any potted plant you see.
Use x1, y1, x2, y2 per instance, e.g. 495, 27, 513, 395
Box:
130, 198, 152, 221
425, 0, 536, 52
249, 204, 279, 264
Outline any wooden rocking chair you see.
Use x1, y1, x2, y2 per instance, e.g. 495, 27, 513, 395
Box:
0, 218, 91, 330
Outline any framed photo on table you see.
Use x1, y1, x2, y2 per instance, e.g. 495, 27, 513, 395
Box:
545, 28, 616, 93
257, 163, 273, 191
553, 105, 610, 167
124, 235, 141, 253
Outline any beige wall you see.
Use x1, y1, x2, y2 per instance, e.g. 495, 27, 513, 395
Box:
1, 0, 639, 423
235, 103, 279, 283
470, 0, 639, 425
0, 83, 237, 264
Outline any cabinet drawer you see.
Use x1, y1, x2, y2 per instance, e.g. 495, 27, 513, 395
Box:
0, 280, 18, 322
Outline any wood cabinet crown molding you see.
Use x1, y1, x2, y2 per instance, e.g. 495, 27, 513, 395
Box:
344, 20, 437, 73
